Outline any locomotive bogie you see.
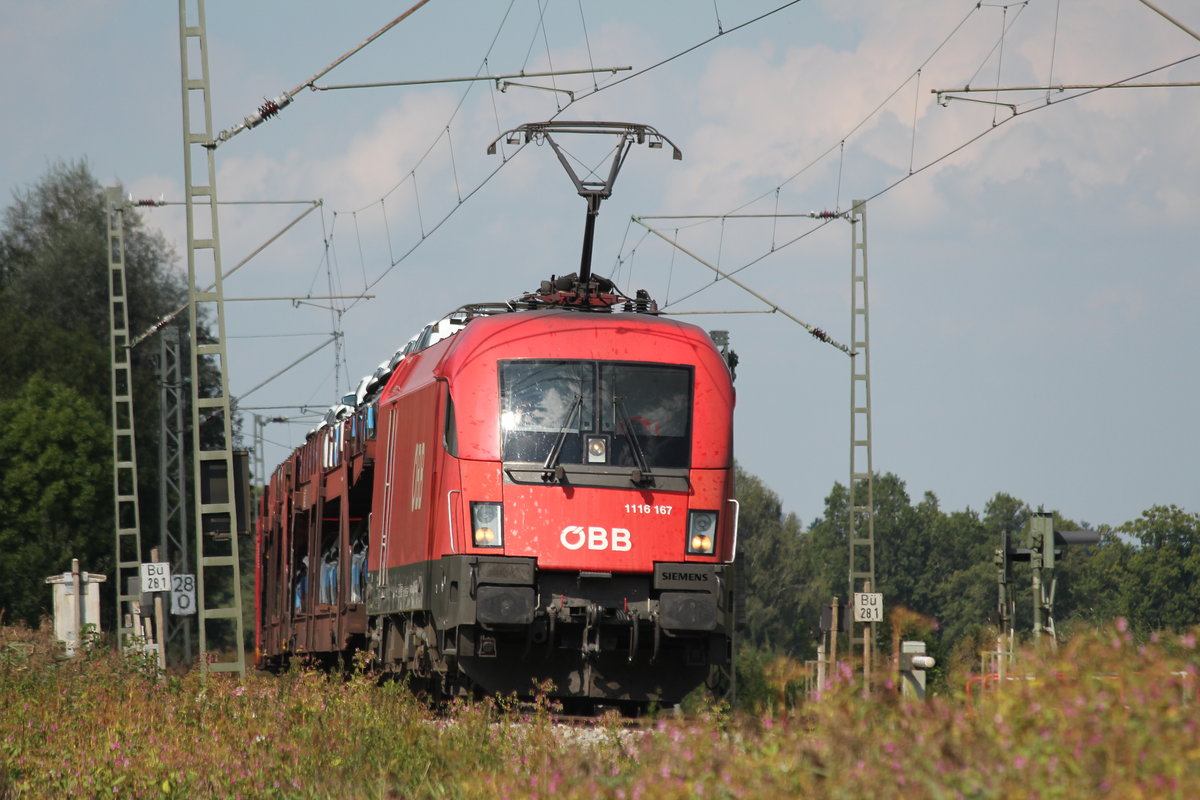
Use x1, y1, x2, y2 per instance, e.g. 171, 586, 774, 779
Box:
364, 554, 734, 703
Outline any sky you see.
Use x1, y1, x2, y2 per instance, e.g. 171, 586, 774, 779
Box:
2, 0, 1198, 530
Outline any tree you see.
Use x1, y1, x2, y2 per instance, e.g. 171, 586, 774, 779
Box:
0, 160, 189, 462
732, 459, 1199, 672
1, 160, 184, 351
1051, 529, 1130, 638
0, 161, 196, 628
0, 376, 112, 625
733, 464, 810, 654
1119, 506, 1200, 632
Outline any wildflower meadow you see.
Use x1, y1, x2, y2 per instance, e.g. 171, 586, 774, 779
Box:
1, 620, 1197, 798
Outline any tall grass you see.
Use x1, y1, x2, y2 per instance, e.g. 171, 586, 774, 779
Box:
1, 620, 1196, 798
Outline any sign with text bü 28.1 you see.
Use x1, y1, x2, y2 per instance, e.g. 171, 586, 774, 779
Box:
853, 592, 884, 623
139, 562, 171, 593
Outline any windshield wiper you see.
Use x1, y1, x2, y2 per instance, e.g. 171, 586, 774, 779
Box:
614, 396, 655, 488
542, 393, 583, 483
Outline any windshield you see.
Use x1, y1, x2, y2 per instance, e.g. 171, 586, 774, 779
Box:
500, 360, 692, 469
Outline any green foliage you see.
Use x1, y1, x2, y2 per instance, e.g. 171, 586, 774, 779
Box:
1, 160, 184, 351
733, 464, 811, 653
736, 461, 1200, 680
0, 299, 108, 405
0, 376, 112, 624
733, 645, 813, 714
0, 160, 197, 626
3, 621, 1199, 797
1109, 506, 1200, 633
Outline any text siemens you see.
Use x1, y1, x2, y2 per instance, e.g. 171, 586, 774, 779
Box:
659, 571, 710, 583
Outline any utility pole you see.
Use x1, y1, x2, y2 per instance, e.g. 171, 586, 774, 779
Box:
178, 0, 245, 675
105, 188, 145, 650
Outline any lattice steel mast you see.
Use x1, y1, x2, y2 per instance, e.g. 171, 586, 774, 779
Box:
847, 199, 876, 668
106, 188, 145, 649
158, 324, 193, 663
179, 0, 245, 674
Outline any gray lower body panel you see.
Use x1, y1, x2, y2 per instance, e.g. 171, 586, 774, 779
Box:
368, 556, 734, 703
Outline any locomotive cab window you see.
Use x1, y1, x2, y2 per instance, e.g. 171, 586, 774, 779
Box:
500, 360, 692, 469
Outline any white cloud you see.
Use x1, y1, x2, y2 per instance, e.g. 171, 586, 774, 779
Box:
669, 0, 1200, 231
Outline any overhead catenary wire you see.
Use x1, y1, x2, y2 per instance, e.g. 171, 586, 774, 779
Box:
535, 0, 561, 108
205, 0, 1097, 355
612, 0, 981, 301
309, 66, 631, 92
277, 0, 1112, 369
187, 1, 1200, 496
933, 50, 1200, 109
909, 69, 922, 174
329, 1, 807, 307
719, 2, 979, 218
634, 217, 853, 357
660, 42, 1200, 320
991, 3, 1012, 125
207, 0, 433, 147
606, 3, 970, 311
577, 0, 598, 90
128, 200, 323, 349
1045, 0, 1062, 105
617, 2, 1200, 322
1136, 0, 1200, 44
636, 214, 841, 311
961, 1, 1029, 93
321, 204, 350, 391
562, 0, 806, 102
337, 0, 811, 293
236, 333, 342, 404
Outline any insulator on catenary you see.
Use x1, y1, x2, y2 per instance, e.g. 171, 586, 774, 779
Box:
811, 210, 840, 219
146, 316, 173, 334
810, 327, 831, 343
218, 93, 293, 142
135, 199, 166, 207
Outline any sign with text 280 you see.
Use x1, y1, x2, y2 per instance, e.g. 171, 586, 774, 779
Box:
853, 592, 883, 622
139, 562, 171, 593
171, 573, 196, 616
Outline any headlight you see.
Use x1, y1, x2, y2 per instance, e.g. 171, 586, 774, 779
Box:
471, 502, 504, 548
687, 510, 717, 555
585, 435, 608, 464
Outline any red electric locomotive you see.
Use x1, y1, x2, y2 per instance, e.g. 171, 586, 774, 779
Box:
257, 121, 738, 708
254, 274, 738, 708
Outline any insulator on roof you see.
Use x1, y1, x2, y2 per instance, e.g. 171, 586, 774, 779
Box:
633, 289, 656, 313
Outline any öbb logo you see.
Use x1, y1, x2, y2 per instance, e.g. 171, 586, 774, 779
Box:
560, 526, 631, 552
